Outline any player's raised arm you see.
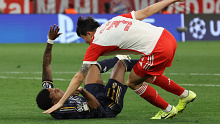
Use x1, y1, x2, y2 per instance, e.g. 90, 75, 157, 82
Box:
42, 24, 62, 86
43, 64, 92, 114
134, 0, 185, 21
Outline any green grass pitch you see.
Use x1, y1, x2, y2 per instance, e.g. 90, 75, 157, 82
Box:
0, 41, 219, 124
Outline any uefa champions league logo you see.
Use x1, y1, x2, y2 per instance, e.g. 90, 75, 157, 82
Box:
189, 17, 207, 40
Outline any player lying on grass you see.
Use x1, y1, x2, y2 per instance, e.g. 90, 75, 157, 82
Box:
43, 0, 196, 119
36, 25, 138, 119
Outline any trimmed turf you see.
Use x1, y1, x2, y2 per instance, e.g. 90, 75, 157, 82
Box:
0, 41, 219, 124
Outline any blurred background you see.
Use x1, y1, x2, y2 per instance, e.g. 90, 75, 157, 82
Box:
0, 0, 219, 43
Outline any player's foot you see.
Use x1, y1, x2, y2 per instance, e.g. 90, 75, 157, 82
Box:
176, 90, 196, 113
116, 55, 131, 60
151, 106, 178, 119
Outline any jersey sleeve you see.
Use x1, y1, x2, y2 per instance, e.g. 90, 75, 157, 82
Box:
119, 11, 136, 20
83, 43, 120, 64
83, 43, 105, 64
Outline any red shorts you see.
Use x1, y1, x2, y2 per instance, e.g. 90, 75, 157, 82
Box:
133, 29, 177, 77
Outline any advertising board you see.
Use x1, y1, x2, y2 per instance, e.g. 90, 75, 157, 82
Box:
0, 14, 182, 43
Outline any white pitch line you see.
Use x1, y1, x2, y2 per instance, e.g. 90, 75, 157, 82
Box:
164, 73, 220, 76
179, 84, 220, 87
0, 76, 219, 87
0, 72, 76, 74
0, 76, 71, 81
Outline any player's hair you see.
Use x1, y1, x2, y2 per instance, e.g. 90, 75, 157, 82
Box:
36, 89, 53, 110
76, 16, 100, 37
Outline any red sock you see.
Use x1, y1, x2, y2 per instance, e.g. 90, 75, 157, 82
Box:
151, 75, 185, 96
134, 83, 168, 110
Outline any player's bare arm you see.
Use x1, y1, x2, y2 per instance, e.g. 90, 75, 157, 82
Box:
42, 44, 53, 81
43, 64, 92, 114
134, 0, 185, 20
42, 24, 62, 81
79, 64, 91, 76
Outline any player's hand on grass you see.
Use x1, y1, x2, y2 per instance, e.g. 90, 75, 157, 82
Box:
43, 102, 63, 114
47, 24, 62, 44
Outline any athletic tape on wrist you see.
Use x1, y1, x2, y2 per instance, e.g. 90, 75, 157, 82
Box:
42, 81, 54, 88
47, 39, 54, 44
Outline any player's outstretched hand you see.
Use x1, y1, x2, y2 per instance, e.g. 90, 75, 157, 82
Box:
48, 24, 62, 40
43, 102, 63, 114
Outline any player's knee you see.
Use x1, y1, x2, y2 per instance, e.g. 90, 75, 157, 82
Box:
145, 76, 156, 83
127, 72, 154, 90
115, 60, 126, 70
126, 79, 136, 90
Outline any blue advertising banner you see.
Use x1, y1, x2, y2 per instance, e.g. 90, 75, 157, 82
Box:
0, 14, 182, 43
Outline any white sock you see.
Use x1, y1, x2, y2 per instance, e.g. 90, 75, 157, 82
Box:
179, 90, 189, 99
163, 104, 172, 112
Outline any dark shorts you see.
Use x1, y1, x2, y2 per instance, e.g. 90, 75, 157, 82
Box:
84, 79, 127, 117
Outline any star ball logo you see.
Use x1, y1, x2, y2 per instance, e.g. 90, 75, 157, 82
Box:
189, 17, 207, 40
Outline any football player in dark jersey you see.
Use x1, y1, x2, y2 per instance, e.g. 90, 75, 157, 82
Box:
36, 24, 138, 119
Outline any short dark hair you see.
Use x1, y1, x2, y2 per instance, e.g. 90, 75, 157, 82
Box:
36, 89, 53, 110
76, 16, 100, 37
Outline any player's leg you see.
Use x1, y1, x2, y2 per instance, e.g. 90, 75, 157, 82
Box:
144, 29, 196, 113
126, 30, 180, 119
85, 55, 130, 85
128, 69, 177, 116
127, 69, 177, 119
146, 75, 190, 101
123, 57, 174, 113
85, 64, 104, 85
96, 55, 130, 73
147, 75, 196, 112
84, 57, 121, 99
84, 57, 127, 113
109, 60, 131, 84
84, 56, 131, 110
147, 75, 185, 96
104, 60, 130, 117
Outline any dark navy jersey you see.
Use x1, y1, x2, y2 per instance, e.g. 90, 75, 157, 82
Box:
42, 81, 106, 119
50, 96, 106, 119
